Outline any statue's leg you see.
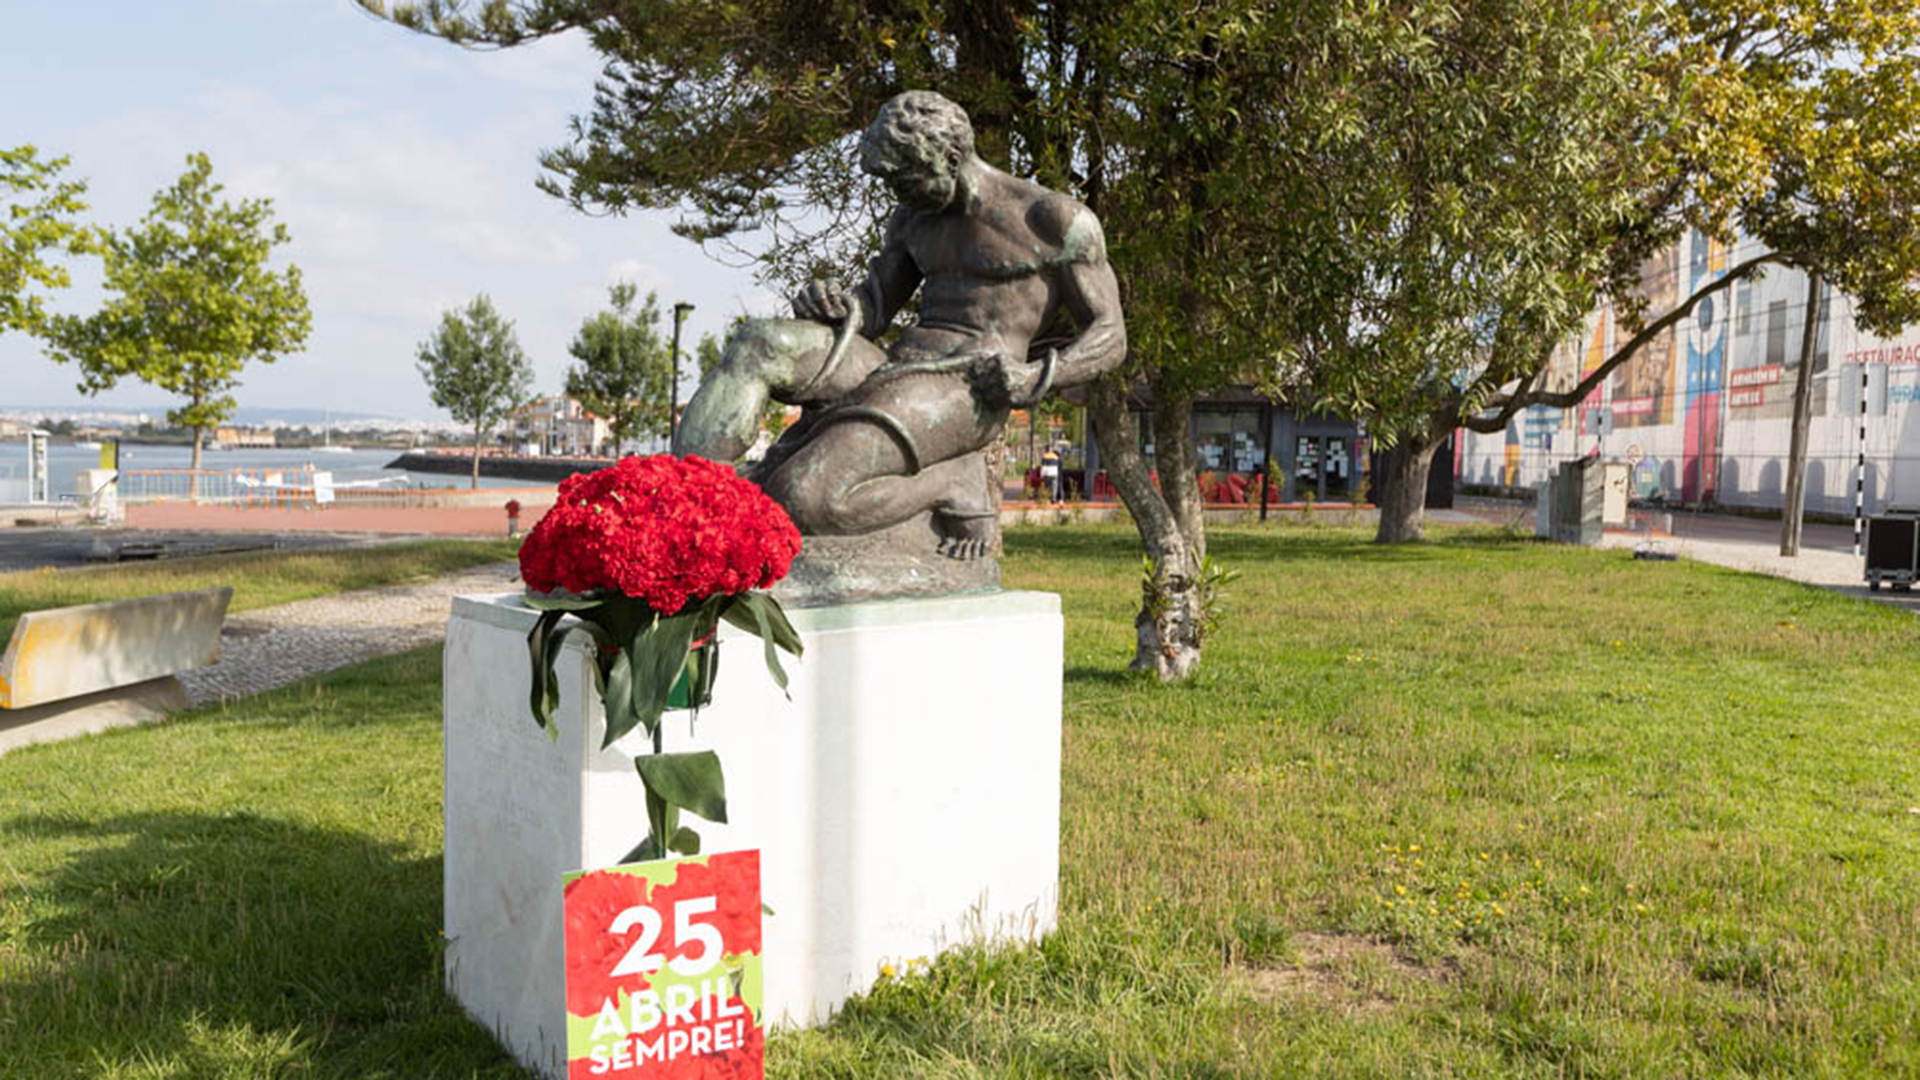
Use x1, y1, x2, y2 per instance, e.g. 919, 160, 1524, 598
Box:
673, 319, 884, 463
762, 376, 1006, 557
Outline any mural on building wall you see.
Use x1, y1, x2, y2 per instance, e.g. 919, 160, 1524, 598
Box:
1729, 266, 1830, 420
1522, 405, 1560, 451
1611, 247, 1677, 430
1681, 231, 1729, 501
1458, 228, 1918, 516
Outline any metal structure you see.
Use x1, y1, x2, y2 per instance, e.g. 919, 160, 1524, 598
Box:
1865, 508, 1920, 592
27, 429, 50, 504
114, 467, 414, 508
669, 300, 695, 443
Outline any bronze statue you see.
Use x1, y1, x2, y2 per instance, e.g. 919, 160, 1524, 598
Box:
676, 91, 1125, 599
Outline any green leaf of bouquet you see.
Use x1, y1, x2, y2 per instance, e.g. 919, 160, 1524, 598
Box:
555, 617, 614, 653
618, 611, 703, 747
722, 593, 792, 694
636, 750, 728, 823
668, 826, 702, 856
552, 618, 615, 702
643, 792, 680, 858
689, 641, 720, 708
540, 612, 575, 719
758, 593, 804, 659
525, 609, 564, 730
602, 647, 637, 745
522, 590, 609, 612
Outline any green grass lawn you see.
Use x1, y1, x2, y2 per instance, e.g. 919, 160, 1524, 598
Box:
0, 538, 520, 643
2, 523, 1916, 1078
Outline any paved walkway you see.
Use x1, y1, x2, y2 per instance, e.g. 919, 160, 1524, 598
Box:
179, 560, 522, 707
1453, 496, 1920, 614
126, 501, 551, 537
0, 526, 408, 572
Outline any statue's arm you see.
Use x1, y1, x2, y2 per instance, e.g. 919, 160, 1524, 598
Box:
1051, 210, 1127, 388
855, 220, 922, 338
794, 213, 920, 333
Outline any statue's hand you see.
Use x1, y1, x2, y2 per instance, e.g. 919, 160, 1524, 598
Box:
965, 351, 1028, 408
794, 279, 856, 324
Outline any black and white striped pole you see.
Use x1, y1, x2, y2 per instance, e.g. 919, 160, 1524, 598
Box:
1854, 364, 1868, 556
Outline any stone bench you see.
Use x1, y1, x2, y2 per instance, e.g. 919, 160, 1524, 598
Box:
0, 586, 232, 752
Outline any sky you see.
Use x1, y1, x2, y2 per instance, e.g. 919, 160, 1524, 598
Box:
1, 0, 780, 422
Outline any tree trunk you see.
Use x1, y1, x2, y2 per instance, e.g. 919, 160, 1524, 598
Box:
1088, 378, 1202, 681
1780, 270, 1823, 557
1374, 423, 1445, 544
189, 425, 203, 502
471, 420, 483, 490
1150, 387, 1205, 560
982, 437, 1006, 558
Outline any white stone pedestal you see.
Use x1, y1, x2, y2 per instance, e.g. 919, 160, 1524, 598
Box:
442, 590, 1063, 1079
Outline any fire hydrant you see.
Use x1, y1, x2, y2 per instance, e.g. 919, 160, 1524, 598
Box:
505, 499, 522, 538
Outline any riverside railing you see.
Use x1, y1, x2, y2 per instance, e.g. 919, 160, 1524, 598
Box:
117, 468, 422, 507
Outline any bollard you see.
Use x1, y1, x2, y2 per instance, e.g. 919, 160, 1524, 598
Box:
505, 499, 522, 538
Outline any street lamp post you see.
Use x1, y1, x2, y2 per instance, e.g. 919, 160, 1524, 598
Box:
669, 301, 695, 446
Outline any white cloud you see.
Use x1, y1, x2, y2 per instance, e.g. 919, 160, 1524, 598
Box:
0, 1, 776, 420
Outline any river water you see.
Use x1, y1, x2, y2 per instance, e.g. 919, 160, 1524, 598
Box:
0, 441, 545, 503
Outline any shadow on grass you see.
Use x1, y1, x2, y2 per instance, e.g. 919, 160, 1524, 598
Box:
1006, 522, 1536, 568
1064, 664, 1153, 690
1, 809, 528, 1079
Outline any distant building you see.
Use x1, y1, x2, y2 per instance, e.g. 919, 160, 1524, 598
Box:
213, 426, 277, 449
511, 395, 613, 457
0, 419, 26, 439
1459, 226, 1920, 515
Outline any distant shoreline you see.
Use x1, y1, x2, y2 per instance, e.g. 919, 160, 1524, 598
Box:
383, 451, 612, 483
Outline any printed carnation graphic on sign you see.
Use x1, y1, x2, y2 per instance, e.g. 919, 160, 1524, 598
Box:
564, 850, 764, 1079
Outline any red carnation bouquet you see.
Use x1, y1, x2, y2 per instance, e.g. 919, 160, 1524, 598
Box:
519, 455, 803, 862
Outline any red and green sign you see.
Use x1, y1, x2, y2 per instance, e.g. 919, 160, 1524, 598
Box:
563, 850, 763, 1078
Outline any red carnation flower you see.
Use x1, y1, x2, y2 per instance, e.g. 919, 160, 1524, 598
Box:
520, 455, 801, 612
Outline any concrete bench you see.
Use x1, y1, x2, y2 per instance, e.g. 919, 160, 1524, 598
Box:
0, 586, 232, 752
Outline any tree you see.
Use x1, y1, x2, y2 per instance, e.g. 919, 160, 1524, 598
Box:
1272, 1, 1668, 542
1409, 2, 1920, 546
416, 294, 534, 488
357, 0, 1312, 679
2, 145, 95, 339
46, 152, 310, 481
564, 282, 672, 452
1756, 51, 1920, 554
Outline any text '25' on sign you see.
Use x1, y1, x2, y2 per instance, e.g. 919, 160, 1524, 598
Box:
563, 850, 763, 1078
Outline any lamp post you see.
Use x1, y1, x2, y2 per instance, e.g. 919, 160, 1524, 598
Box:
669, 301, 695, 445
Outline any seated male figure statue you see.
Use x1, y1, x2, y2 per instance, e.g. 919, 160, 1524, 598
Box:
675, 90, 1126, 559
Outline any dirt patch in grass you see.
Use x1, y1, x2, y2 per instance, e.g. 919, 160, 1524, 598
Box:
1237, 932, 1459, 1014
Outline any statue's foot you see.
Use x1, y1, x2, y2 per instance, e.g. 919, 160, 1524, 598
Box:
933, 506, 997, 560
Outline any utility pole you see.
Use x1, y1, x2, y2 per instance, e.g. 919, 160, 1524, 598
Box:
669, 301, 695, 446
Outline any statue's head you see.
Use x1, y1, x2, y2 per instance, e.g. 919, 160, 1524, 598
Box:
859, 91, 975, 211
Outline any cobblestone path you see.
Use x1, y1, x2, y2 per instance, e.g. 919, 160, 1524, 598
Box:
179, 561, 521, 706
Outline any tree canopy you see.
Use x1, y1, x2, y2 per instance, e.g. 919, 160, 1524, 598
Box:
1, 145, 96, 339
1455, 2, 1920, 428
564, 281, 673, 449
358, 0, 1920, 650
45, 152, 310, 471
416, 293, 534, 487
1259, 0, 1669, 540
357, 0, 1295, 677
